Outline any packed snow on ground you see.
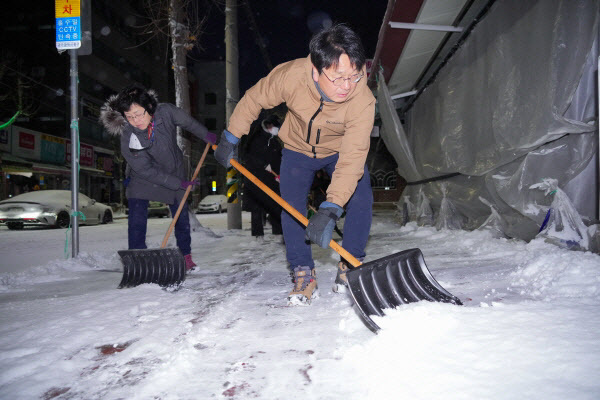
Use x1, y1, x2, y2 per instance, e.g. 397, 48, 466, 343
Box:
0, 210, 599, 399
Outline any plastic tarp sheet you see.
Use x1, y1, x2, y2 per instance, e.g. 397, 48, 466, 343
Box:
379, 0, 599, 240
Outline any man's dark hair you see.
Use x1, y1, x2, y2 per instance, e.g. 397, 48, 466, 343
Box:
114, 84, 158, 116
309, 23, 366, 73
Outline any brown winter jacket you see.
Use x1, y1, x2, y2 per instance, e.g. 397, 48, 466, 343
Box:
227, 55, 376, 207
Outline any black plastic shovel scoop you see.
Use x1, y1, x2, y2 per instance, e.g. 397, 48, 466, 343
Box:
117, 144, 210, 288
346, 248, 462, 332
118, 248, 185, 288
220, 146, 463, 332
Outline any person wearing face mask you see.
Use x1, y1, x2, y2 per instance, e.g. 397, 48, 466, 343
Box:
100, 84, 217, 271
261, 119, 280, 137
214, 23, 375, 305
242, 114, 284, 242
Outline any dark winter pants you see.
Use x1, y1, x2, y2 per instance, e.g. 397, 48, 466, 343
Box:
279, 149, 373, 269
251, 208, 283, 237
128, 198, 192, 255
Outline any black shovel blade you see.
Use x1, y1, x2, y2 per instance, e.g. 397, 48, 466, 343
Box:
346, 248, 462, 332
117, 248, 186, 288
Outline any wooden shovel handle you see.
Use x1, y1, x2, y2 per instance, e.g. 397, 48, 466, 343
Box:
214, 144, 362, 268
161, 143, 211, 248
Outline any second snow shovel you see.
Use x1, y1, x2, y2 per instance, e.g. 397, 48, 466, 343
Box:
117, 143, 211, 289
219, 146, 462, 332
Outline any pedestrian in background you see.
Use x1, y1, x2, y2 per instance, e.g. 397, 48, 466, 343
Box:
242, 114, 283, 242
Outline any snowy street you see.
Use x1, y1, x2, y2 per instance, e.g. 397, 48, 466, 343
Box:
1, 210, 599, 399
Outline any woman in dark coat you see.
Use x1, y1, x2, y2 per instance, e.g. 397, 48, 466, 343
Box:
100, 84, 216, 270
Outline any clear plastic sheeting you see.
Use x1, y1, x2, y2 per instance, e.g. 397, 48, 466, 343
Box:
396, 195, 416, 226
477, 197, 508, 239
377, 72, 421, 182
378, 0, 599, 242
531, 178, 590, 251
435, 183, 463, 231
416, 188, 434, 227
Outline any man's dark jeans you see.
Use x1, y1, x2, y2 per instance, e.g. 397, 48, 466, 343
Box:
279, 149, 373, 269
128, 198, 192, 255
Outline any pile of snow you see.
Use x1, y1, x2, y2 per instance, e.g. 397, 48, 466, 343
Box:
1, 211, 599, 399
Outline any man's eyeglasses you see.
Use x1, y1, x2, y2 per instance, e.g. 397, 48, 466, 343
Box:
321, 71, 364, 87
125, 110, 147, 122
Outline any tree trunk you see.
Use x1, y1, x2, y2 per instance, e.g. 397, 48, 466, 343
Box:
169, 0, 192, 175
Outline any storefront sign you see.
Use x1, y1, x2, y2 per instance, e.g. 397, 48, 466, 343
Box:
41, 134, 66, 164
0, 127, 11, 152
66, 140, 94, 167
19, 132, 35, 150
13, 128, 41, 160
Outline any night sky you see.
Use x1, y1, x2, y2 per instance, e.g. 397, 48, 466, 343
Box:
192, 0, 388, 93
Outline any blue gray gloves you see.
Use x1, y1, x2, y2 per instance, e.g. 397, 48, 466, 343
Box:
305, 201, 344, 248
214, 129, 239, 168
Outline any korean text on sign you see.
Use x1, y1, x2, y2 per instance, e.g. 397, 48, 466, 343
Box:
55, 0, 81, 50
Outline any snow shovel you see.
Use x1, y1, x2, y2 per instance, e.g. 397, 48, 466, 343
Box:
117, 143, 211, 289
218, 145, 462, 332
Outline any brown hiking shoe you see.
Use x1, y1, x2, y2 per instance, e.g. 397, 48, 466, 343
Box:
288, 266, 319, 305
332, 260, 350, 293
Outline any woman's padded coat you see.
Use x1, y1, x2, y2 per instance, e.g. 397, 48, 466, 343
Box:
100, 94, 212, 204
227, 55, 376, 207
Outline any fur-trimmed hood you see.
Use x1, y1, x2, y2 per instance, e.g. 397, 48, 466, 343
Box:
99, 90, 159, 136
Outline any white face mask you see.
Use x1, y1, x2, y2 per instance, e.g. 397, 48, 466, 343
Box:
268, 127, 279, 136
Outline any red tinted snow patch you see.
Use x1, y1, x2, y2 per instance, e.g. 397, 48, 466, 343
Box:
97, 340, 135, 356
299, 364, 313, 384
43, 387, 70, 399
249, 351, 266, 358
222, 382, 249, 397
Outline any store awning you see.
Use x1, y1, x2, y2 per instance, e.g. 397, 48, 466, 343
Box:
1, 153, 33, 174
32, 162, 71, 176
2, 166, 33, 175
80, 165, 109, 176
1, 153, 33, 167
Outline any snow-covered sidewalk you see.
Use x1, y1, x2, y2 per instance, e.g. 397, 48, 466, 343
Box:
1, 210, 599, 399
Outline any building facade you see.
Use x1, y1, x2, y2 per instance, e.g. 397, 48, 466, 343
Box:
1, 1, 171, 205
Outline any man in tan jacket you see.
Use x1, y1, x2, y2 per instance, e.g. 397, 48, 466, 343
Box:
215, 24, 375, 305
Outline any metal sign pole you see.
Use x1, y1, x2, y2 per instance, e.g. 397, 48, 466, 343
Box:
70, 49, 79, 257
56, 0, 82, 257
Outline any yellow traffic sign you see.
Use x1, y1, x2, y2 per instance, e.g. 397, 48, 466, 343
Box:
55, 0, 80, 18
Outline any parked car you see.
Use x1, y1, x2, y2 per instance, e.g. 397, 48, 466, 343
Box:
196, 194, 228, 213
124, 201, 171, 218
0, 190, 113, 230
148, 201, 170, 218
